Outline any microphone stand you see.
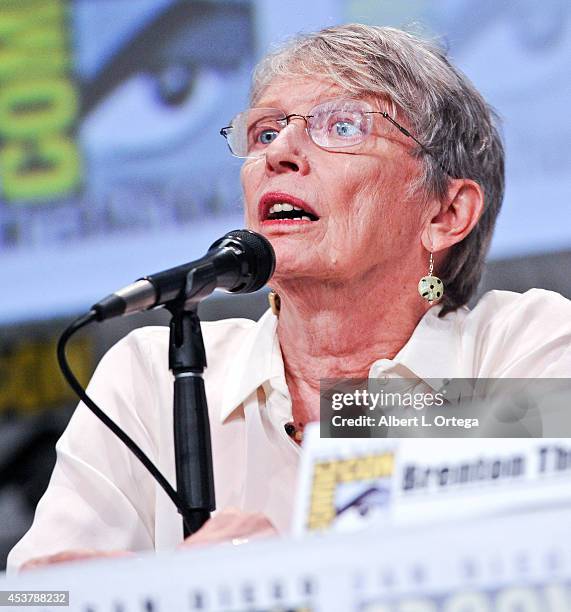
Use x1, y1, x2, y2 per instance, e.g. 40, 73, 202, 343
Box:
167, 266, 218, 538
61, 231, 274, 541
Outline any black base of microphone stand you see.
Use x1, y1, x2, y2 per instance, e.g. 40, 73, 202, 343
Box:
168, 306, 216, 539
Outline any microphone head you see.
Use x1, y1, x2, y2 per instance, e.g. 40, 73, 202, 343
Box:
208, 229, 276, 293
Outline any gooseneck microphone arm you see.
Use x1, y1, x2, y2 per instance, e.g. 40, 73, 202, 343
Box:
57, 230, 275, 539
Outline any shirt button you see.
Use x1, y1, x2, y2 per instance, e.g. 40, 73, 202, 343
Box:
370, 359, 392, 377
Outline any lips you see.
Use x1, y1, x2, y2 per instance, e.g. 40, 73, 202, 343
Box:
259, 192, 319, 224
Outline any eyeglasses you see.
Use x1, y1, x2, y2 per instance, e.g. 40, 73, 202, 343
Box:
220, 97, 447, 173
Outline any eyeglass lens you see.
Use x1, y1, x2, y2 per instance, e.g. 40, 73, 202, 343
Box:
226, 99, 373, 158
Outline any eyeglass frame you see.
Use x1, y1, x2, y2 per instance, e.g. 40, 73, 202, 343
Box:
219, 98, 450, 175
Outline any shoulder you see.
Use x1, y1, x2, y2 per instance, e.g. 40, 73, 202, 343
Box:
461, 289, 571, 376
102, 317, 260, 372
471, 288, 571, 321
467, 288, 571, 337
75, 316, 263, 435
120, 317, 258, 346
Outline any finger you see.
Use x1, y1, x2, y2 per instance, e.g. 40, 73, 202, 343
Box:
20, 550, 133, 571
21, 551, 94, 570
179, 512, 277, 549
231, 526, 277, 546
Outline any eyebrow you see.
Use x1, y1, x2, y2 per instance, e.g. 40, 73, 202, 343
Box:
250, 111, 283, 120
245, 112, 284, 135
253, 92, 344, 111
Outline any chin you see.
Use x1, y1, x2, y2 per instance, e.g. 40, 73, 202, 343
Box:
271, 251, 315, 281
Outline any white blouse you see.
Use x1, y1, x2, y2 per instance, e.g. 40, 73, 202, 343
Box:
7, 289, 571, 571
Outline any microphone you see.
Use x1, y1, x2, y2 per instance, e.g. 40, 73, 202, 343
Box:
91, 229, 275, 321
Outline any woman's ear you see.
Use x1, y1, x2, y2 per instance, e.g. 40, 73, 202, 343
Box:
422, 178, 484, 252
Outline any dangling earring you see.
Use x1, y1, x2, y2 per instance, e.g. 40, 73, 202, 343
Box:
418, 253, 444, 304
268, 290, 281, 316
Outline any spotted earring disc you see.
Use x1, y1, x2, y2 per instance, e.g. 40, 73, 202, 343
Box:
418, 275, 444, 303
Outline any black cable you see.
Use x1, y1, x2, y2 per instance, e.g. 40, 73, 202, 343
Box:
57, 311, 193, 530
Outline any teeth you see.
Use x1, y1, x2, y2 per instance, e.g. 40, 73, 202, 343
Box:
268, 202, 306, 214
266, 201, 316, 222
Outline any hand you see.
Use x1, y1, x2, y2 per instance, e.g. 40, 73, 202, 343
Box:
20, 549, 134, 571
178, 508, 277, 549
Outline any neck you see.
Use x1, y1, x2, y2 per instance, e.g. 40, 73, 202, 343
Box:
273, 267, 430, 425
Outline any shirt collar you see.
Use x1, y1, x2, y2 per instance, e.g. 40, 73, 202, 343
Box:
219, 304, 467, 422
369, 305, 467, 390
219, 309, 282, 423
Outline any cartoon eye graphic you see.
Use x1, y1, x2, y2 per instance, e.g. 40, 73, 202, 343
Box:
81, 2, 253, 116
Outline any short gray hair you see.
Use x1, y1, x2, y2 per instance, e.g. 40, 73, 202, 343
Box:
251, 24, 505, 315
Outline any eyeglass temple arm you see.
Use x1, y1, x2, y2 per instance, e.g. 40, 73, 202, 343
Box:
371, 111, 449, 175
375, 112, 428, 153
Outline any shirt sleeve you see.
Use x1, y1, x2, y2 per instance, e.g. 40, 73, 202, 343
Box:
6, 330, 161, 573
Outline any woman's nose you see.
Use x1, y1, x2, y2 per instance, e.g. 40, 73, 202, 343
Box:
264, 119, 310, 175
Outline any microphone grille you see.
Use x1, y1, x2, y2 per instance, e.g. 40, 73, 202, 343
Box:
216, 229, 276, 293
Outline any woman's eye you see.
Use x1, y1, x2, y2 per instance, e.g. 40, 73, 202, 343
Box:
334, 121, 360, 137
258, 129, 279, 144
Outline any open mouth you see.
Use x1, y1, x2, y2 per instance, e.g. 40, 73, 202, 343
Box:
266, 203, 319, 222
260, 193, 320, 223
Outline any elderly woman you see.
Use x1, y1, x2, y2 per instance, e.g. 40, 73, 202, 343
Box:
8, 24, 571, 571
